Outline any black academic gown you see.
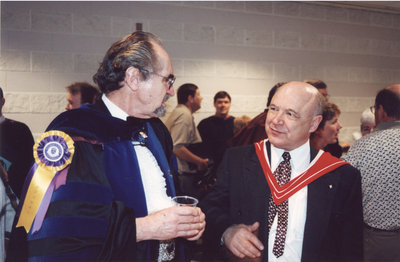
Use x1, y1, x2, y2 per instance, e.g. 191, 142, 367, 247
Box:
7, 100, 184, 262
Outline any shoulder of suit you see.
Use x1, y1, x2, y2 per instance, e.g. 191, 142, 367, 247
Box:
330, 162, 361, 180
225, 144, 255, 155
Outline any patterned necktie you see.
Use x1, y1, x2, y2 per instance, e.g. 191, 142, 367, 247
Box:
268, 151, 291, 258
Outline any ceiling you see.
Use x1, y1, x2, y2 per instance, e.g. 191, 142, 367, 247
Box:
317, 1, 400, 14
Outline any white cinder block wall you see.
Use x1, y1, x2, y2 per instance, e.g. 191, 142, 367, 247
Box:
1, 1, 400, 144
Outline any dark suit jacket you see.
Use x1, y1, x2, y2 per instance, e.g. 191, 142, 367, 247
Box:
0, 118, 34, 197
200, 142, 363, 262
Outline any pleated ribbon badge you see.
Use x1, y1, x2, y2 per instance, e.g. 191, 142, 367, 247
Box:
17, 130, 74, 233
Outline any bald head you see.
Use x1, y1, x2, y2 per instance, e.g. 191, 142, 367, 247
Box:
275, 81, 325, 116
265, 81, 324, 151
386, 84, 400, 96
374, 84, 400, 124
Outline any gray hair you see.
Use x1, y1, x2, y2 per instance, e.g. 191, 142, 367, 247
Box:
314, 90, 326, 116
360, 107, 375, 124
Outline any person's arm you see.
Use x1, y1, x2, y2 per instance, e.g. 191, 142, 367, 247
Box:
173, 147, 208, 172
169, 112, 208, 171
97, 203, 206, 260
199, 147, 263, 259
4, 184, 16, 258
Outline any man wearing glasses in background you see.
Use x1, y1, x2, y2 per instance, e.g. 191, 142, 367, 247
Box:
8, 31, 205, 262
344, 84, 400, 262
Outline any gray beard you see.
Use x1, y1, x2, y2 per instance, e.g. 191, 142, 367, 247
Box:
153, 94, 170, 117
154, 105, 167, 117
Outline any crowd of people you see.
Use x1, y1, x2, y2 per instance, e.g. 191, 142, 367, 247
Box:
0, 31, 398, 262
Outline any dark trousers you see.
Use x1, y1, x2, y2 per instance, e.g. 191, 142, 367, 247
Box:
364, 225, 400, 262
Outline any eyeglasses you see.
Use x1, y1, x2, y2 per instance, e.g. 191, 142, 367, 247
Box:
150, 72, 176, 90
140, 68, 176, 89
361, 125, 374, 133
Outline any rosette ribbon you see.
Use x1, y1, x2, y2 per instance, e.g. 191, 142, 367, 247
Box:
17, 130, 74, 233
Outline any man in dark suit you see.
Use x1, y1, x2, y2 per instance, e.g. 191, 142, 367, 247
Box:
0, 87, 34, 198
200, 81, 363, 262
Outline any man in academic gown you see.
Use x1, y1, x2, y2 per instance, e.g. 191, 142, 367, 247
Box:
8, 31, 205, 262
200, 81, 363, 262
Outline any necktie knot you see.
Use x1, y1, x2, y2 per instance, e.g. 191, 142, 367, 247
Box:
282, 152, 291, 162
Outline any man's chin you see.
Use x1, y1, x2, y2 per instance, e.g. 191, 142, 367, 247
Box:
154, 105, 167, 117
267, 135, 286, 147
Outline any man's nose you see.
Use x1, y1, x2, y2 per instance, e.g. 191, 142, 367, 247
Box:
272, 111, 284, 124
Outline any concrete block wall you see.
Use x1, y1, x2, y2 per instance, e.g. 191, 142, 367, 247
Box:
1, 1, 400, 144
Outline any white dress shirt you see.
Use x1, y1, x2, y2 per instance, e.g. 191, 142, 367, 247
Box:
267, 140, 310, 262
102, 94, 174, 214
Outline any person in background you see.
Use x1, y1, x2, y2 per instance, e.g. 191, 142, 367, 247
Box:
197, 91, 234, 171
353, 106, 376, 140
343, 84, 400, 262
227, 82, 286, 147
0, 87, 34, 198
200, 81, 363, 262
8, 31, 205, 262
165, 84, 208, 198
305, 78, 328, 102
65, 82, 100, 110
233, 115, 251, 134
360, 107, 376, 136
310, 102, 343, 151
0, 157, 16, 262
305, 78, 345, 157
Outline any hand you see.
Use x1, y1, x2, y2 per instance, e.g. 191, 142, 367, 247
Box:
223, 222, 264, 259
136, 206, 205, 242
196, 158, 209, 172
185, 207, 205, 241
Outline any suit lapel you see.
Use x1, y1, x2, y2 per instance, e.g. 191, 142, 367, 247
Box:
301, 145, 339, 260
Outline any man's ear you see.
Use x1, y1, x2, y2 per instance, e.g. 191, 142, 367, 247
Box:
124, 67, 141, 91
1, 97, 5, 107
309, 115, 322, 133
378, 104, 389, 120
187, 95, 194, 104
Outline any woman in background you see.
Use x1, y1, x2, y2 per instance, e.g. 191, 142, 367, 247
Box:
311, 103, 343, 153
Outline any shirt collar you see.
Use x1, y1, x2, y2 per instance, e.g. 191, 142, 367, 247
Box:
102, 94, 129, 121
375, 120, 400, 132
0, 115, 5, 124
270, 140, 310, 178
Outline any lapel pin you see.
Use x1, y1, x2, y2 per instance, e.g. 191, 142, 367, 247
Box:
139, 131, 148, 139
329, 184, 333, 189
